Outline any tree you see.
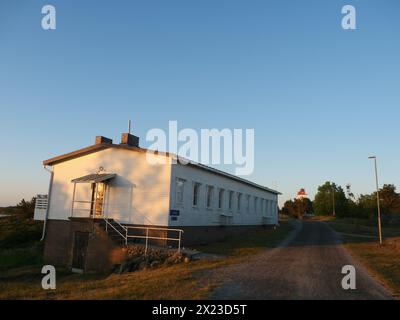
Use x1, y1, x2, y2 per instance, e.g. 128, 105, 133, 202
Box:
281, 200, 295, 218
379, 184, 400, 215
282, 198, 313, 219
297, 198, 313, 218
357, 193, 376, 219
313, 182, 348, 217
15, 197, 36, 218
355, 184, 400, 219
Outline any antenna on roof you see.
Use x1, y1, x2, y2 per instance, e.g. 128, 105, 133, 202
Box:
128, 120, 132, 134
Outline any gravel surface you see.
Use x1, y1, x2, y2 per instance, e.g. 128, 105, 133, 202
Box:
211, 220, 394, 300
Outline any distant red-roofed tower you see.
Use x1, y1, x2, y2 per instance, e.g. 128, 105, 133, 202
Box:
296, 188, 308, 200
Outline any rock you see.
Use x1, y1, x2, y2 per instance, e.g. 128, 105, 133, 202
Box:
111, 264, 120, 273
138, 261, 148, 270
164, 252, 185, 265
131, 256, 143, 267
116, 265, 122, 273
117, 261, 130, 274
150, 260, 161, 268
116, 244, 187, 273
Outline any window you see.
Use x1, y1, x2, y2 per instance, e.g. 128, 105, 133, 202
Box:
193, 182, 201, 207
254, 197, 258, 214
237, 193, 242, 212
175, 178, 185, 207
272, 201, 277, 215
246, 195, 250, 213
206, 185, 214, 209
218, 189, 224, 210
228, 191, 234, 211
267, 200, 272, 216
261, 199, 264, 214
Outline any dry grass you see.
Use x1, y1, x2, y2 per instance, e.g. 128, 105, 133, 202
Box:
329, 217, 400, 238
192, 221, 293, 257
345, 238, 400, 298
328, 218, 400, 298
0, 260, 224, 300
0, 221, 293, 300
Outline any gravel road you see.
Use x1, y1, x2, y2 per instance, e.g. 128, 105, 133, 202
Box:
211, 220, 393, 300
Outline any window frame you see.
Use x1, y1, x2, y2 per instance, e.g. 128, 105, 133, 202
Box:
192, 182, 201, 208
228, 190, 234, 212
237, 193, 242, 212
174, 178, 186, 208
218, 188, 225, 210
206, 185, 214, 210
246, 195, 251, 213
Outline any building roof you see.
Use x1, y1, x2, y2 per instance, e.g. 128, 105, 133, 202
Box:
44, 143, 280, 195
297, 188, 307, 196
71, 173, 117, 184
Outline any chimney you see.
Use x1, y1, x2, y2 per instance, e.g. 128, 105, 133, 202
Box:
120, 133, 139, 147
95, 136, 113, 145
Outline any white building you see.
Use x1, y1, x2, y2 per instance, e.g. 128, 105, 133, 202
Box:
35, 133, 280, 271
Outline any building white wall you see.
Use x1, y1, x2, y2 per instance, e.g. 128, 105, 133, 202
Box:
169, 163, 279, 227
47, 148, 172, 226
43, 147, 278, 228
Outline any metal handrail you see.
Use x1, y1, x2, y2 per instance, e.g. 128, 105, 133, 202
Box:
112, 218, 128, 232
103, 218, 128, 244
125, 226, 184, 233
127, 235, 182, 241
103, 217, 184, 254
125, 225, 184, 254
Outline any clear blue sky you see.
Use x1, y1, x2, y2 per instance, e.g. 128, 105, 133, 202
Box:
0, 0, 399, 207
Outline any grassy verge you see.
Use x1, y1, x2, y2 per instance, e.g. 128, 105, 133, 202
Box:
192, 220, 293, 258
0, 261, 221, 300
328, 217, 400, 298
0, 220, 293, 300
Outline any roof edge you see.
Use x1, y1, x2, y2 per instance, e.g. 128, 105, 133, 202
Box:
43, 143, 280, 195
184, 161, 281, 195
43, 143, 113, 166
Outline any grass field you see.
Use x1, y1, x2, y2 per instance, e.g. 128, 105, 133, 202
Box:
328, 217, 400, 298
0, 217, 293, 300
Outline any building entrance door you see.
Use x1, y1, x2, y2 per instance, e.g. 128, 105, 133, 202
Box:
90, 183, 105, 218
72, 232, 89, 271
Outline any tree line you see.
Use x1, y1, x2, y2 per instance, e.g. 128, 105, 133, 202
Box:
281, 182, 400, 220
1, 197, 36, 218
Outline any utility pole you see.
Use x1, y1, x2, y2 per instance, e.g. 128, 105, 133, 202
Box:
332, 185, 336, 217
368, 156, 383, 245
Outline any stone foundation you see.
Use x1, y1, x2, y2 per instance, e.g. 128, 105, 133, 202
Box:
44, 219, 126, 273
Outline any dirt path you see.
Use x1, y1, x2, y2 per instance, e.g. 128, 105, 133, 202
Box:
210, 220, 394, 300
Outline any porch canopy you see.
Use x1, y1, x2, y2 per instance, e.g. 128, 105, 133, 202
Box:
70, 173, 116, 218
71, 173, 116, 184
